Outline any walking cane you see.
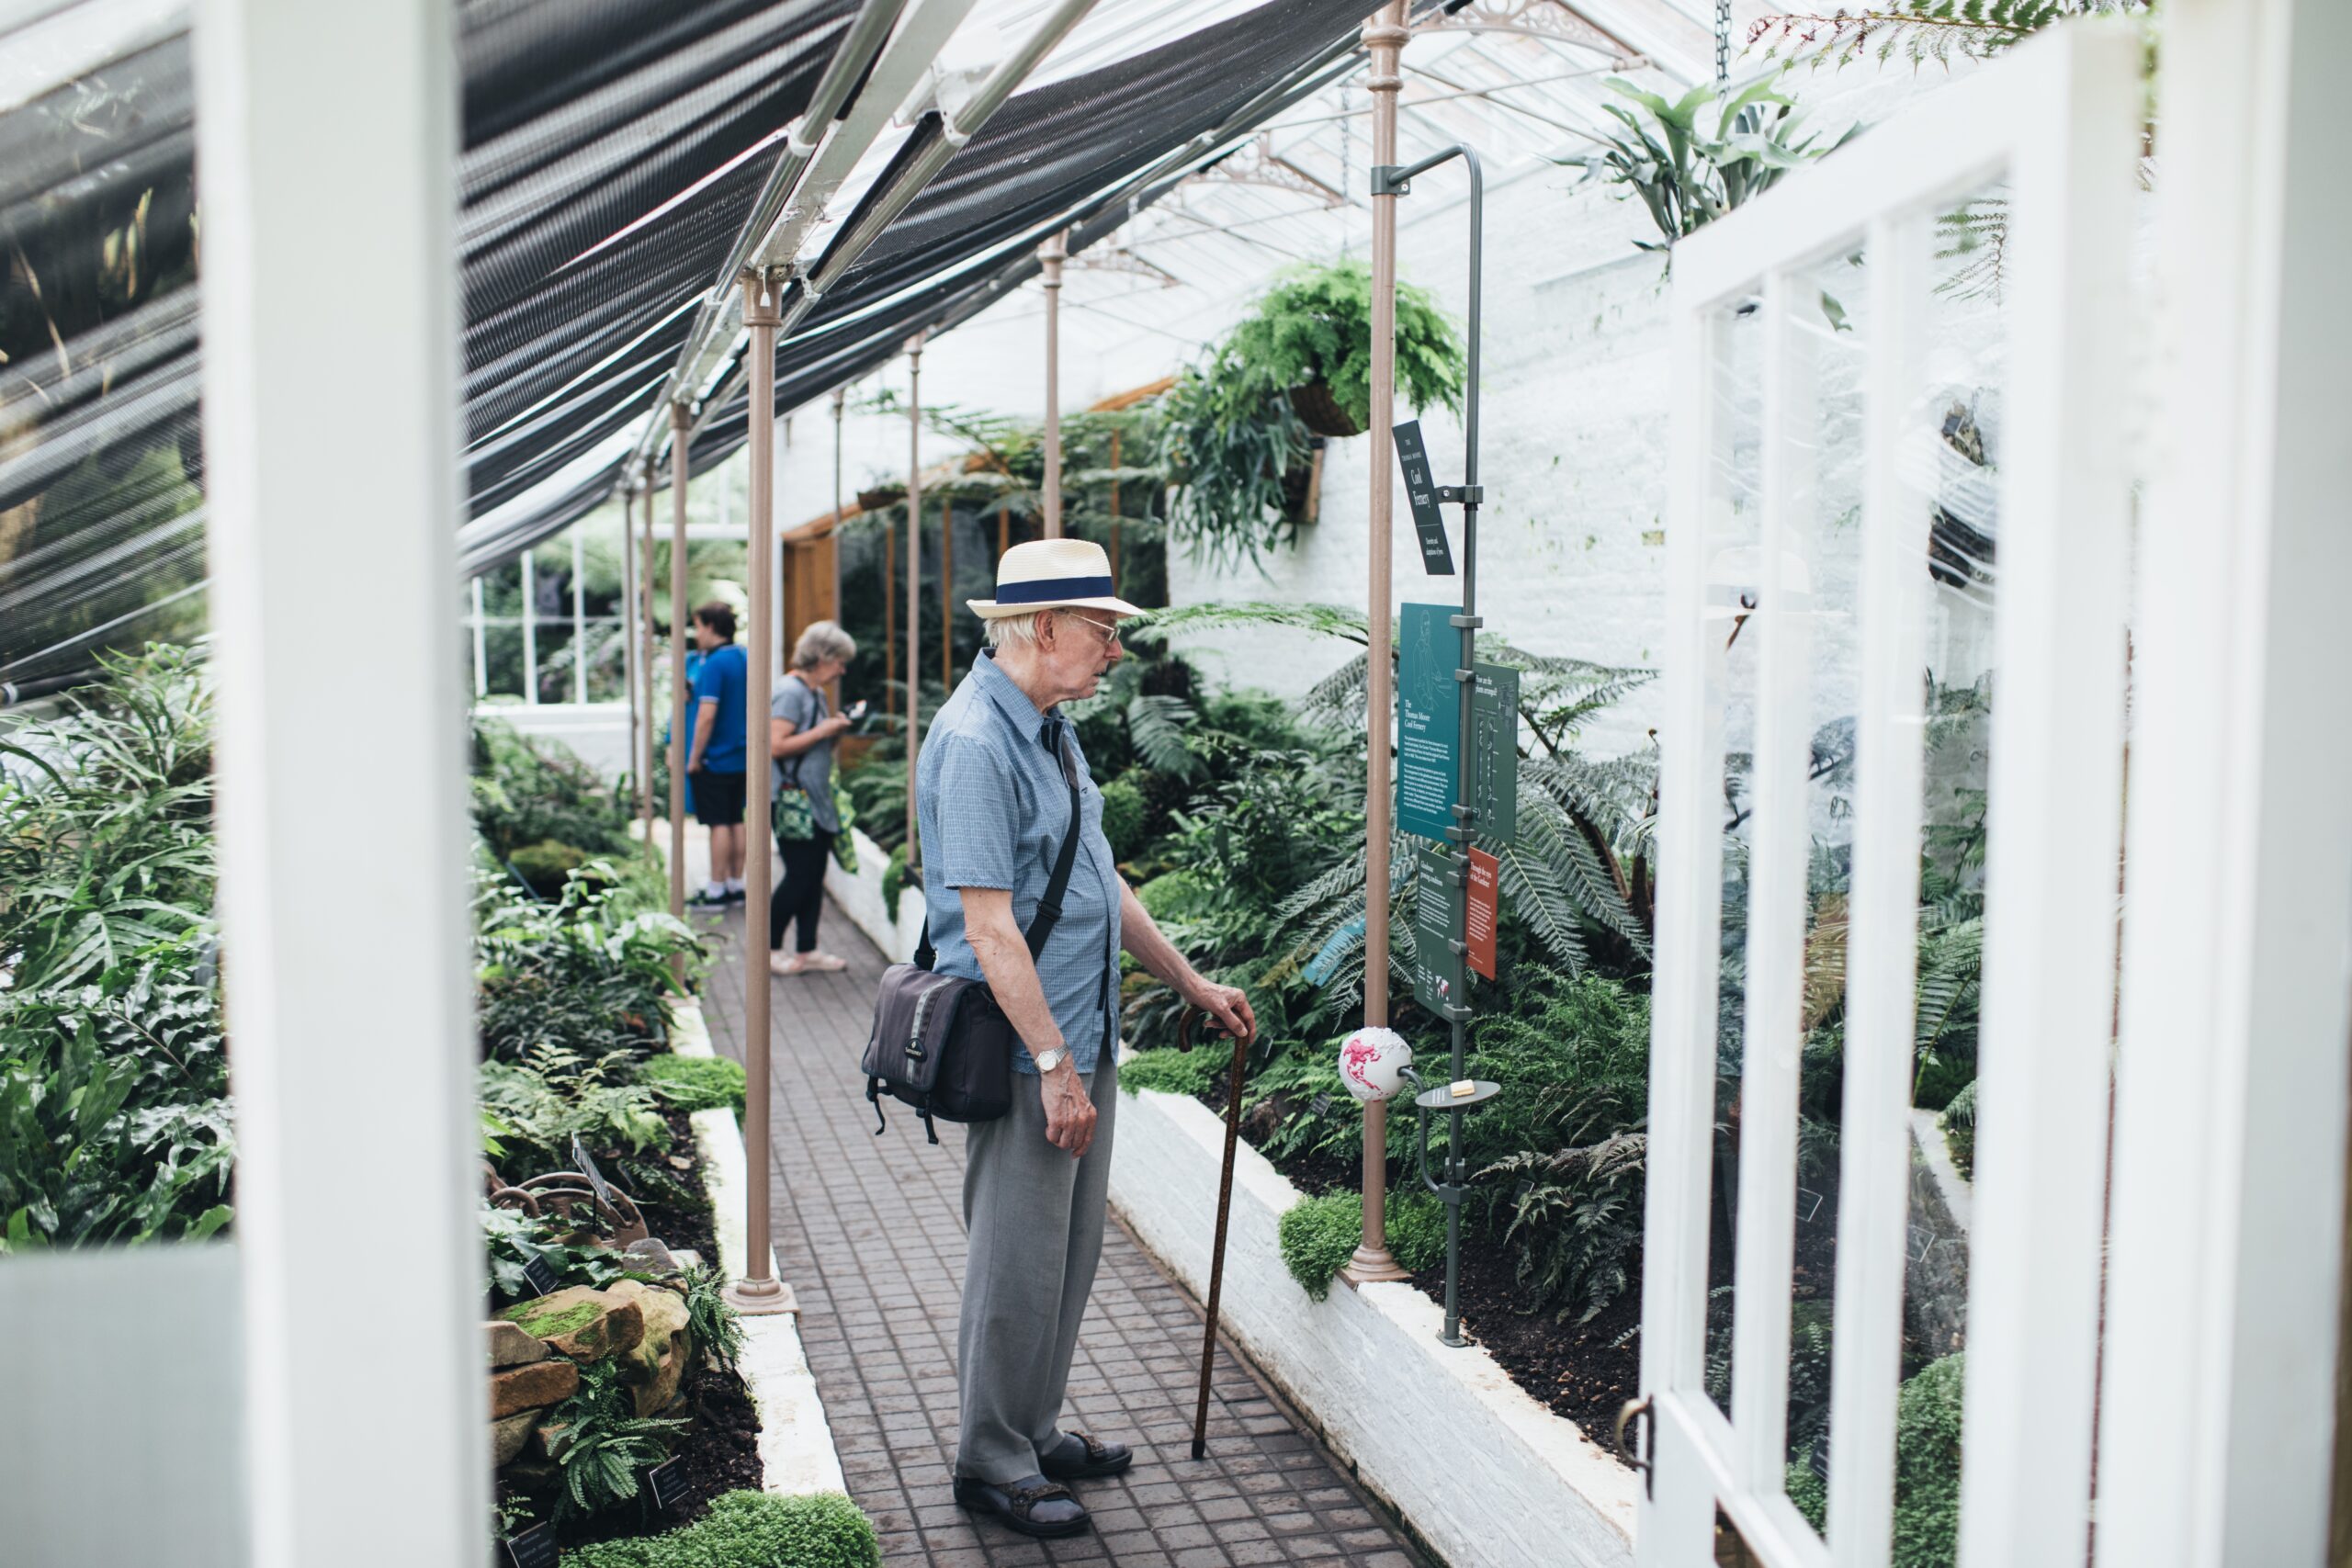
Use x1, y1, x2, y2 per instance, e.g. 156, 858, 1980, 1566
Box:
1176, 1006, 1250, 1461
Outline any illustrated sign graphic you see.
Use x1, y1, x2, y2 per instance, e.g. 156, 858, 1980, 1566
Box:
1397, 602, 1460, 841
1411, 843, 1466, 1016
1465, 848, 1499, 981
1469, 664, 1519, 843
1392, 420, 1455, 575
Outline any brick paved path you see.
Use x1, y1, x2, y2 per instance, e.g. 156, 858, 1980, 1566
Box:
696, 899, 1431, 1568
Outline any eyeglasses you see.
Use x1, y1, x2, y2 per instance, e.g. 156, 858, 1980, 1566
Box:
1057, 611, 1123, 652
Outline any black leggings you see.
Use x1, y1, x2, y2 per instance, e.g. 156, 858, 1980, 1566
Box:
771, 830, 833, 952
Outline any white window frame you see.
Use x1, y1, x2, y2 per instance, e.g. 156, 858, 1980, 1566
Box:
1640, 24, 2143, 1568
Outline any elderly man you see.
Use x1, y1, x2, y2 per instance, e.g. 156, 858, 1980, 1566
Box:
919, 538, 1255, 1540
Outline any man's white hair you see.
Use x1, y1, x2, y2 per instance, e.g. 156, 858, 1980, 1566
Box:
983, 610, 1049, 649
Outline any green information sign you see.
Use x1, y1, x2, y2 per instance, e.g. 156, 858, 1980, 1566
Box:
1397, 602, 1459, 842
1411, 842, 1467, 1017
1469, 663, 1519, 843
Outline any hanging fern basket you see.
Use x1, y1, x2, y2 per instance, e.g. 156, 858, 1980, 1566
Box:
1287, 379, 1363, 439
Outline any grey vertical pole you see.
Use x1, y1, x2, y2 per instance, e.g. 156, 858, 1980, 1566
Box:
639, 486, 657, 835
1346, 0, 1411, 1288
471, 575, 489, 699
521, 548, 538, 704
1443, 148, 1484, 1351
831, 386, 846, 636
622, 480, 641, 793
669, 402, 691, 976
730, 271, 790, 1314
905, 334, 924, 863
1039, 232, 1066, 538
571, 525, 587, 705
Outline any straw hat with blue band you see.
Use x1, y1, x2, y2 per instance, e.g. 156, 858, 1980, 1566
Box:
967, 537, 1143, 620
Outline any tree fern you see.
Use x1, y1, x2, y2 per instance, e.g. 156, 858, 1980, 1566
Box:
1125, 693, 1201, 780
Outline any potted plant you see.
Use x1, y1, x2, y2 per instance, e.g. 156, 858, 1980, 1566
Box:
1220, 259, 1464, 437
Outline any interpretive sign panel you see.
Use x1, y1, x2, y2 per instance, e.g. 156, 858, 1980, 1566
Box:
1412, 843, 1466, 1016
647, 1458, 688, 1511
1397, 602, 1460, 842
1465, 848, 1498, 981
1468, 663, 1519, 842
1392, 420, 1455, 575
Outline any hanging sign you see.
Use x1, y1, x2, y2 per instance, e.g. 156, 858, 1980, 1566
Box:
1392, 420, 1455, 575
1468, 664, 1520, 843
1411, 843, 1466, 1017
1397, 602, 1460, 842
1465, 848, 1499, 981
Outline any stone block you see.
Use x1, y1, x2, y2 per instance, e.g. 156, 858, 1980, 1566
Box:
609, 1279, 696, 1417
490, 1409, 538, 1467
490, 1358, 579, 1419
499, 1285, 644, 1362
486, 1320, 546, 1369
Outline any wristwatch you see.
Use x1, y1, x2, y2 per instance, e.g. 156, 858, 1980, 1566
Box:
1035, 1046, 1069, 1074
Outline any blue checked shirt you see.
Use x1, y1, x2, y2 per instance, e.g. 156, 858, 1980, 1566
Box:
917, 650, 1123, 1075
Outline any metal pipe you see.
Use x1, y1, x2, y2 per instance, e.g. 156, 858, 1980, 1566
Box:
1041, 229, 1067, 537
885, 514, 898, 726
1347, 0, 1411, 1289
831, 386, 846, 659
571, 525, 587, 704
471, 575, 489, 699
905, 333, 924, 863
669, 402, 691, 979
626, 0, 911, 474
729, 271, 789, 1314
639, 485, 657, 834
940, 494, 954, 690
521, 549, 538, 704
621, 484, 639, 786
687, 0, 1102, 446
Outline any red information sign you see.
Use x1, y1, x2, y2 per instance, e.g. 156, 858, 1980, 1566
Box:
1465, 848, 1499, 981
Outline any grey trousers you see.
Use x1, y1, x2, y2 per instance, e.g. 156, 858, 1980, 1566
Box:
956, 1054, 1118, 1483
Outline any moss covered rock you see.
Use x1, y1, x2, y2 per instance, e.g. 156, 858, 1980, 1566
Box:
610, 1278, 695, 1416
501, 1285, 645, 1362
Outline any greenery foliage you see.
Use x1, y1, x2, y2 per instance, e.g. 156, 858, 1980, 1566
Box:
1159, 261, 1463, 569
472, 718, 636, 863
1218, 260, 1464, 433
0, 649, 232, 1248
559, 1490, 880, 1568
1750, 2, 2138, 70
677, 1262, 746, 1375
480, 1048, 672, 1175
475, 870, 700, 1067
1277, 1191, 1364, 1303
1578, 69, 1849, 257
1118, 1045, 1223, 1100
634, 1055, 746, 1118
543, 1359, 687, 1524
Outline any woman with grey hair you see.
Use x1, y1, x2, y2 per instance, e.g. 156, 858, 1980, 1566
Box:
767, 619, 861, 976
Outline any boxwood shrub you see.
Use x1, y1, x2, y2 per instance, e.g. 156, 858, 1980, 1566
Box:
560, 1490, 877, 1568
635, 1055, 747, 1118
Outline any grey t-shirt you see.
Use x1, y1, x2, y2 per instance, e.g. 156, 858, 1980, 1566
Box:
771, 673, 839, 833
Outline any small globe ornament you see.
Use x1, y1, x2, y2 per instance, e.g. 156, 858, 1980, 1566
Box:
1337, 1027, 1412, 1103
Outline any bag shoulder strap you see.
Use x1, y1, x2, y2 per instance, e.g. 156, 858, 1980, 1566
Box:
914, 722, 1082, 971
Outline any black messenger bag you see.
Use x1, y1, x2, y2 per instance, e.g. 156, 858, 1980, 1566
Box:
861, 761, 1081, 1145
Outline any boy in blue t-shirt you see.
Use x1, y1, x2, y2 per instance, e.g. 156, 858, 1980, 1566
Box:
684, 602, 750, 906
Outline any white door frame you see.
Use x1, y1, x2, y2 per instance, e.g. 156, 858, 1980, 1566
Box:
1641, 25, 2143, 1568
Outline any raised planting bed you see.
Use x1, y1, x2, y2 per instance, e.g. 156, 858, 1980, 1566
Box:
1107, 1077, 1640, 1568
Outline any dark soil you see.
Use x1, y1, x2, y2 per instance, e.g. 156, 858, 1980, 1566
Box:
1444, 1242, 1642, 1440
547, 1360, 764, 1552
1188, 1087, 1646, 1441
501, 1098, 762, 1551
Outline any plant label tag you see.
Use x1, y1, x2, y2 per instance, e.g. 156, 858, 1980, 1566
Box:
1465, 848, 1499, 981
520, 1254, 560, 1298
1396, 603, 1462, 842
1392, 420, 1454, 575
503, 1525, 560, 1568
647, 1458, 688, 1511
572, 1134, 616, 1210
1469, 664, 1519, 843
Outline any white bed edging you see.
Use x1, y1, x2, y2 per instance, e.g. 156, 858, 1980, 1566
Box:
1107, 1082, 1639, 1568
823, 826, 925, 963
667, 998, 847, 1497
